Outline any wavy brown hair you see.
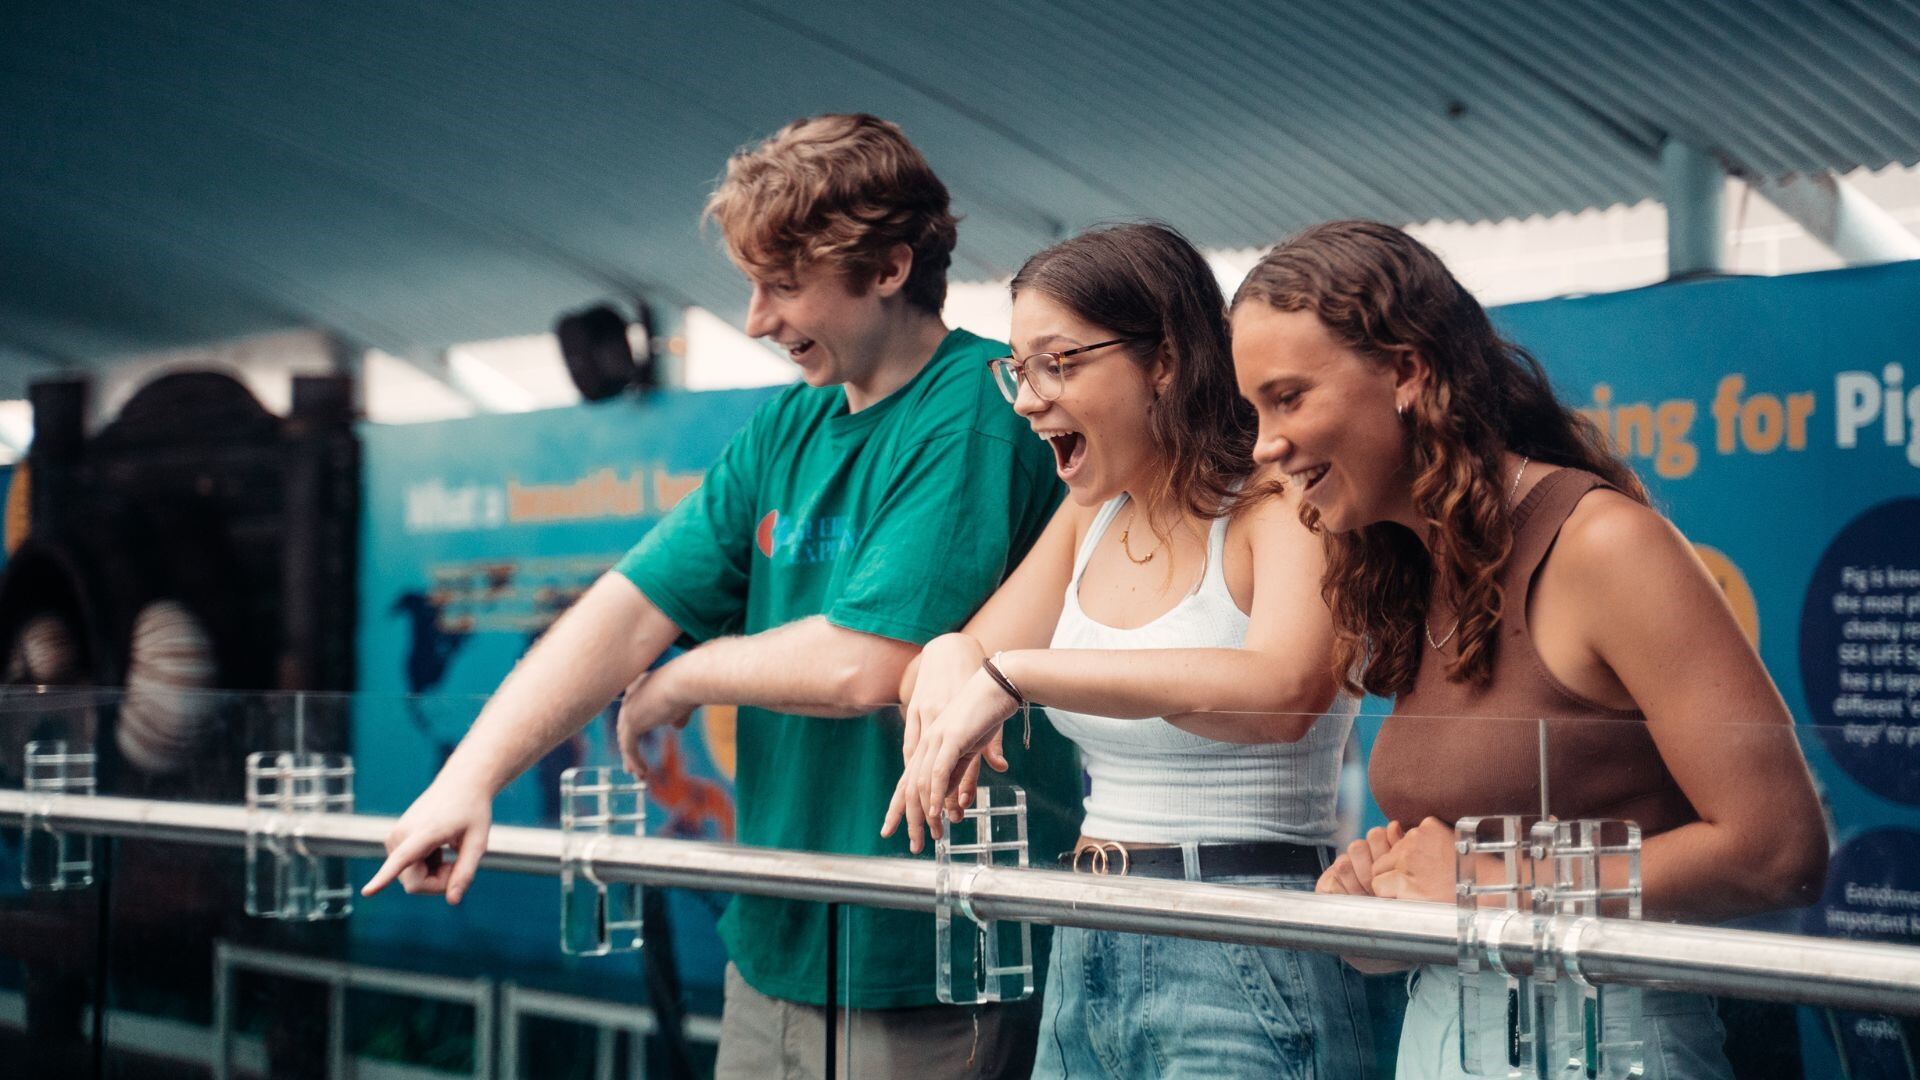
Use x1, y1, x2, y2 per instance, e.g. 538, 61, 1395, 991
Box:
705, 113, 958, 313
1012, 223, 1277, 531
1231, 220, 1647, 696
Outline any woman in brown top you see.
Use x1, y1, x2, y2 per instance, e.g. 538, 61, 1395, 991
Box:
1227, 220, 1827, 1079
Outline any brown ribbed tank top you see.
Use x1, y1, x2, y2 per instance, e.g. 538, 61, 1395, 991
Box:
1369, 467, 1699, 833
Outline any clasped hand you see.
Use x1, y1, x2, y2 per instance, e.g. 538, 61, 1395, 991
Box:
615, 663, 696, 777
1312, 817, 1464, 975
1314, 817, 1456, 903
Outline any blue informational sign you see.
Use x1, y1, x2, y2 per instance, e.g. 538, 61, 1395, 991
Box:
1809, 829, 1920, 1074
355, 386, 779, 1002
1493, 259, 1920, 1077
1493, 261, 1920, 826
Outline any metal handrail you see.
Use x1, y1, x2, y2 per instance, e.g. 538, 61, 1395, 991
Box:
5, 789, 1918, 1016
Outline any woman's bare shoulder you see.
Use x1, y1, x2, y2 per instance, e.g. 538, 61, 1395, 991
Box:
1544, 485, 1719, 628
1553, 486, 1686, 576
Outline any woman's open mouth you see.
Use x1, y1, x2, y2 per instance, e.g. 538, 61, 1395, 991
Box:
1042, 430, 1088, 481
1290, 463, 1330, 494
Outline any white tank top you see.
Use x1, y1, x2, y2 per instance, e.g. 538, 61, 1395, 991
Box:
1046, 494, 1357, 844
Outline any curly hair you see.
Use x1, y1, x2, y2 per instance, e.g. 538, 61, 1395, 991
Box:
704, 113, 958, 313
1231, 220, 1647, 696
1011, 222, 1277, 530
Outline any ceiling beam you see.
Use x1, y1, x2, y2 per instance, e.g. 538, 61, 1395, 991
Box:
1752, 172, 1920, 267
1662, 137, 1726, 278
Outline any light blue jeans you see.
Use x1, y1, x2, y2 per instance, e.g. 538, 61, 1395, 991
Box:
1033, 871, 1374, 1079
1396, 964, 1734, 1080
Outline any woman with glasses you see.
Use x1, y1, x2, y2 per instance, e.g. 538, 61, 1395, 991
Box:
1230, 220, 1826, 1079
881, 223, 1372, 1077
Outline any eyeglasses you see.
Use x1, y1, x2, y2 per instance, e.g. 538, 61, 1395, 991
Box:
986, 338, 1149, 404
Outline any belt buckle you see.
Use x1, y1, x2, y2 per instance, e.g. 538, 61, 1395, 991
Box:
1070, 840, 1130, 877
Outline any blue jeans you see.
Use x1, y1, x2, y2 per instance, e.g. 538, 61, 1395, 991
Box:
1396, 964, 1734, 1080
1034, 872, 1374, 1079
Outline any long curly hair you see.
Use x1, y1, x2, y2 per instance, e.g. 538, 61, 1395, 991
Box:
1012, 222, 1276, 530
1231, 220, 1646, 696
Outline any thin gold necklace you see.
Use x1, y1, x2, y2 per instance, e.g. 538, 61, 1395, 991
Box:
1118, 502, 1164, 565
1425, 455, 1530, 651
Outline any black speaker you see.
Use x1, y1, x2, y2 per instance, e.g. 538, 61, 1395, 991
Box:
556, 302, 655, 401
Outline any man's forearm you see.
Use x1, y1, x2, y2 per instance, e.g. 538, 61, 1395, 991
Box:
438, 573, 682, 795
658, 616, 918, 718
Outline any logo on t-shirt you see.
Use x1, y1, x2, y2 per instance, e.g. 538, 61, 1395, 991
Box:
755, 509, 859, 565
756, 511, 778, 558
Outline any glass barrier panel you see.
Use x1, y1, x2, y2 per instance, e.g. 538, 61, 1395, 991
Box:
0, 686, 752, 1079
1525, 710, 1920, 1080
1689, 984, 1920, 1080
0, 689, 112, 1076
1781, 716, 1918, 1080
18, 686, 1920, 1078
835, 705, 1550, 1079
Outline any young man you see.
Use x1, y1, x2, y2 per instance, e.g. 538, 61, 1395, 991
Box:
363, 114, 1078, 1079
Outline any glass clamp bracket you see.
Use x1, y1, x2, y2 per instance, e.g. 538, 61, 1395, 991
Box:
22, 739, 97, 891
559, 766, 646, 956
1529, 819, 1645, 1080
245, 751, 355, 920
933, 784, 1033, 1005
1456, 815, 1543, 1077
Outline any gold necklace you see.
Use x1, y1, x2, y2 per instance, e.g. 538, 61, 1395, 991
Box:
1118, 502, 1164, 565
1425, 455, 1530, 651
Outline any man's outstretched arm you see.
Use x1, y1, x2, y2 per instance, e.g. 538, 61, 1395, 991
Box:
363, 572, 681, 903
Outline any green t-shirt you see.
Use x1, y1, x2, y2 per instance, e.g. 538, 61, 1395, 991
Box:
615, 328, 1080, 1008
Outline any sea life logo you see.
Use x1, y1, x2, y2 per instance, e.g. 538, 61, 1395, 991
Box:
755, 509, 857, 565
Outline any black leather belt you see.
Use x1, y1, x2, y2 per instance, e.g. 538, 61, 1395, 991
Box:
1056, 840, 1329, 880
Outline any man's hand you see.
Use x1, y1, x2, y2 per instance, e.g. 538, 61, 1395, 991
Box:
362, 779, 494, 905
617, 665, 696, 776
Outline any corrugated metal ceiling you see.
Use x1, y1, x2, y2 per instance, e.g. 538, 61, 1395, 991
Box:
3, 0, 1917, 384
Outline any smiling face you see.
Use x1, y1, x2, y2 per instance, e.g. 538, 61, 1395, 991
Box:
1232, 303, 1421, 533
741, 260, 894, 390
1008, 290, 1166, 506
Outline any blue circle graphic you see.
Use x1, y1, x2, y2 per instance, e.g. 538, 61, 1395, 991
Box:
1800, 499, 1920, 806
